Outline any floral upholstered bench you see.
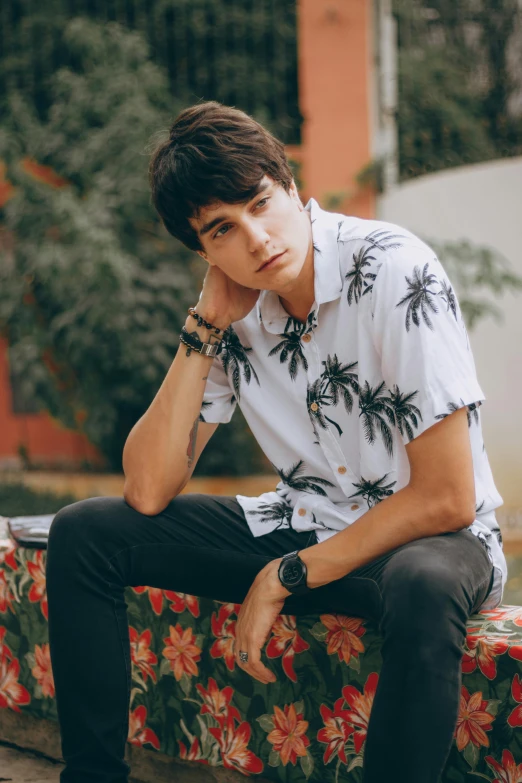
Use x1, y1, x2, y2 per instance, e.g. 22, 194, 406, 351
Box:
1, 514, 522, 782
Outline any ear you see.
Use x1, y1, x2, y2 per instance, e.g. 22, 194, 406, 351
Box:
289, 180, 304, 210
197, 249, 210, 264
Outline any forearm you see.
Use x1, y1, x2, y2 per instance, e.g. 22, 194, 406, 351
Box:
122, 312, 228, 513
298, 485, 468, 589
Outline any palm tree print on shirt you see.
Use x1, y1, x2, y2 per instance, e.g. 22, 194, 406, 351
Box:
307, 378, 342, 436
435, 399, 481, 428
274, 459, 335, 497
365, 228, 407, 252
199, 400, 213, 423
268, 311, 318, 381
358, 380, 396, 457
396, 262, 440, 331
343, 230, 406, 305
388, 386, 423, 441
322, 356, 359, 413
199, 395, 236, 423
349, 474, 397, 508
220, 327, 260, 400
249, 500, 293, 531
306, 357, 359, 438
439, 278, 458, 321
344, 244, 378, 305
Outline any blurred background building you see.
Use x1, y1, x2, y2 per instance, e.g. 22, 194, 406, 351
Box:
0, 0, 521, 513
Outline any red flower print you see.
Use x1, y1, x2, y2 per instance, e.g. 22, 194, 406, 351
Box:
0, 627, 13, 660
320, 614, 366, 665
0, 543, 18, 571
342, 672, 379, 754
164, 591, 200, 618
0, 643, 31, 713
485, 749, 522, 783
0, 570, 15, 614
196, 676, 241, 727
209, 711, 263, 775
266, 703, 310, 766
31, 643, 55, 699
129, 627, 157, 684
462, 628, 509, 679
482, 607, 522, 627
162, 624, 201, 681
508, 644, 522, 663
266, 615, 310, 682
210, 604, 237, 672
26, 550, 48, 620
128, 705, 160, 750
132, 586, 165, 615
178, 736, 209, 764
455, 686, 494, 751
317, 697, 354, 765
507, 674, 522, 728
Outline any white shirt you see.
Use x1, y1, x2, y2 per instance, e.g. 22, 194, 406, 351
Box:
200, 198, 507, 611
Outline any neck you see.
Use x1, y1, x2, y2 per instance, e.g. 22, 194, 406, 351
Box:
278, 211, 315, 322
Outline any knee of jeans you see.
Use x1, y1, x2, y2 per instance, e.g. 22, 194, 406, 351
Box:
48, 497, 114, 556
381, 560, 470, 637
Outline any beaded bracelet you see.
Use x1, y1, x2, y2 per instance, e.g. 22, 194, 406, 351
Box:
187, 307, 224, 335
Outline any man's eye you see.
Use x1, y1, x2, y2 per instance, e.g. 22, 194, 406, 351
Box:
214, 224, 230, 238
256, 197, 270, 208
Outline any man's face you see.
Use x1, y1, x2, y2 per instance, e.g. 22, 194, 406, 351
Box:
189, 177, 312, 293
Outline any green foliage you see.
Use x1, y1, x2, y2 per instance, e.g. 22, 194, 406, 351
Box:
0, 18, 268, 476
431, 239, 522, 329
0, 482, 78, 517
394, 0, 522, 179
0, 0, 300, 144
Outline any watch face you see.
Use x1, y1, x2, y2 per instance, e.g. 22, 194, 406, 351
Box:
282, 558, 304, 586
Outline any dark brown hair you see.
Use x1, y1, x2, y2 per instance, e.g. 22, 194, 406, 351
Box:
148, 101, 294, 250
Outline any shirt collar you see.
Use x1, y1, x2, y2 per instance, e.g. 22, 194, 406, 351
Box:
256, 197, 344, 333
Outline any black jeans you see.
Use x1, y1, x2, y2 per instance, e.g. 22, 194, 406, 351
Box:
46, 493, 494, 783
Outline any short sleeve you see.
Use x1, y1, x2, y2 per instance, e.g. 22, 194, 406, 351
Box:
370, 243, 485, 445
199, 351, 238, 424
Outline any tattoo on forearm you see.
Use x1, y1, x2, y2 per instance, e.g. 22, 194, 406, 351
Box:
186, 417, 199, 468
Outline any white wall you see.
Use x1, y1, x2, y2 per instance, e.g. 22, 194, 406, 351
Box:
378, 156, 522, 509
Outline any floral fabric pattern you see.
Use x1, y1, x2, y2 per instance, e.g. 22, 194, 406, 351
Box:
1, 531, 522, 782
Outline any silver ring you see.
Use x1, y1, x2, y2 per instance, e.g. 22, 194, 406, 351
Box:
239, 650, 248, 663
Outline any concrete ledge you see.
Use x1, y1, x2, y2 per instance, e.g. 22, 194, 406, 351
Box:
0, 709, 272, 783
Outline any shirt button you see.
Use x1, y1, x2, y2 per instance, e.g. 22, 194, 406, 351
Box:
337, 466, 347, 474
301, 333, 311, 343
310, 402, 319, 412
351, 504, 360, 511
298, 508, 306, 516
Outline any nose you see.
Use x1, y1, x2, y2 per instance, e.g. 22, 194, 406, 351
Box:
244, 218, 270, 254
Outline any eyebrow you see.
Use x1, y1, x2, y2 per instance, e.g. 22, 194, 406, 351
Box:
197, 182, 271, 237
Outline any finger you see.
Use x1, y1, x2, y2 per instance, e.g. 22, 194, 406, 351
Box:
234, 639, 248, 669
246, 649, 276, 684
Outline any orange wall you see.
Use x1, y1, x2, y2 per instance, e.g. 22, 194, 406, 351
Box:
297, 0, 375, 217
0, 338, 104, 469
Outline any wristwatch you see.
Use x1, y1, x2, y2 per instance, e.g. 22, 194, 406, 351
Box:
278, 550, 312, 596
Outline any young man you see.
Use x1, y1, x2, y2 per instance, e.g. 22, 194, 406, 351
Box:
46, 102, 506, 783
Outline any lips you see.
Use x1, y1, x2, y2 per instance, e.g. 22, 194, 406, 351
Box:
257, 251, 285, 272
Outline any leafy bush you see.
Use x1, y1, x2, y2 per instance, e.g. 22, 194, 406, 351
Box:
0, 483, 78, 517
0, 18, 268, 476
